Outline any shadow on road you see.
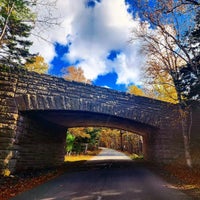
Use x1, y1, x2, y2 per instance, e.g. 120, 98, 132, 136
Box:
11, 159, 192, 200
10, 148, 192, 200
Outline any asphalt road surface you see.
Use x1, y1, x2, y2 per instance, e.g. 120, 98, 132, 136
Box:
11, 148, 191, 200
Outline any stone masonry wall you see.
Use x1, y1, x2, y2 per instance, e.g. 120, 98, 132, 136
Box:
0, 71, 19, 173
0, 67, 198, 173
15, 113, 66, 171
11, 68, 176, 128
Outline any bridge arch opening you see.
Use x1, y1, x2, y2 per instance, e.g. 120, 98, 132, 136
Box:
65, 127, 144, 158
14, 110, 157, 172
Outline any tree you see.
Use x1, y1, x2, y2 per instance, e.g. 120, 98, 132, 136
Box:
85, 127, 100, 150
0, 0, 36, 67
66, 128, 90, 154
130, 0, 200, 167
68, 128, 91, 139
66, 127, 100, 154
128, 83, 178, 104
99, 128, 121, 150
0, 0, 60, 68
122, 132, 142, 154
176, 10, 200, 102
25, 55, 48, 74
128, 85, 145, 97
98, 128, 141, 154
29, 0, 60, 41
152, 75, 178, 103
132, 0, 199, 104
66, 132, 75, 155
62, 66, 91, 84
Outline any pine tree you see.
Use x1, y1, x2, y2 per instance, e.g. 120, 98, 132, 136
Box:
177, 10, 200, 103
0, 0, 36, 67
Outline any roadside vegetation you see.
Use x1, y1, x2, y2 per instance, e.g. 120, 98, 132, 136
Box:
148, 163, 200, 199
65, 127, 143, 159
129, 153, 144, 161
65, 150, 101, 162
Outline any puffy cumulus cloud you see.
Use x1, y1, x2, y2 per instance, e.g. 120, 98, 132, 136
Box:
30, 0, 145, 85
29, 37, 55, 63
29, 0, 76, 62
114, 41, 146, 85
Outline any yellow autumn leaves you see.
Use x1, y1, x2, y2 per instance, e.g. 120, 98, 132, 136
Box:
25, 55, 48, 74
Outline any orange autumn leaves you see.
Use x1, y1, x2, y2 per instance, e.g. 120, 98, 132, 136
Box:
62, 66, 91, 84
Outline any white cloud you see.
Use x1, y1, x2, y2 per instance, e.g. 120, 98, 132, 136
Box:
29, 0, 146, 85
114, 41, 146, 85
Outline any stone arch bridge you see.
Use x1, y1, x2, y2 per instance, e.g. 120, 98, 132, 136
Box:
0, 68, 199, 173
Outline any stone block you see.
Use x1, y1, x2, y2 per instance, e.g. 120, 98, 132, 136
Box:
15, 96, 27, 111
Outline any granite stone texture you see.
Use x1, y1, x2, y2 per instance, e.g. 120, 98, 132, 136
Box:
0, 67, 199, 173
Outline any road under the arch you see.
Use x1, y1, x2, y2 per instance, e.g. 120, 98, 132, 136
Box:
11, 148, 191, 200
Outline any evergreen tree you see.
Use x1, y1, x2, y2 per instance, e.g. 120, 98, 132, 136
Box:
0, 0, 36, 67
177, 10, 200, 103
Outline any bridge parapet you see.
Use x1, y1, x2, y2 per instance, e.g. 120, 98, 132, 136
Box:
2, 67, 177, 129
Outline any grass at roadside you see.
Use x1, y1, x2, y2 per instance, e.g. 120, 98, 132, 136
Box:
65, 150, 101, 162
65, 155, 94, 162
129, 153, 144, 160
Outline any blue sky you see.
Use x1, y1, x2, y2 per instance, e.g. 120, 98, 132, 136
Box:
29, 0, 146, 92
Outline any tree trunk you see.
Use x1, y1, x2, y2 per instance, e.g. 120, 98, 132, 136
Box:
180, 107, 192, 167
0, 3, 15, 43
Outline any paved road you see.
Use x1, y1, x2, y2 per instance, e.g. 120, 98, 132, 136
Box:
89, 147, 132, 161
11, 148, 191, 200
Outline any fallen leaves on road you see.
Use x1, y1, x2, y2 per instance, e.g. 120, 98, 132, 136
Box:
0, 151, 101, 200
1, 156, 200, 200
162, 164, 200, 199
0, 168, 63, 200
147, 163, 200, 199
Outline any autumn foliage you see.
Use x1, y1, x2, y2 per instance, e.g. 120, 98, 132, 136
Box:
62, 66, 91, 84
25, 55, 48, 74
